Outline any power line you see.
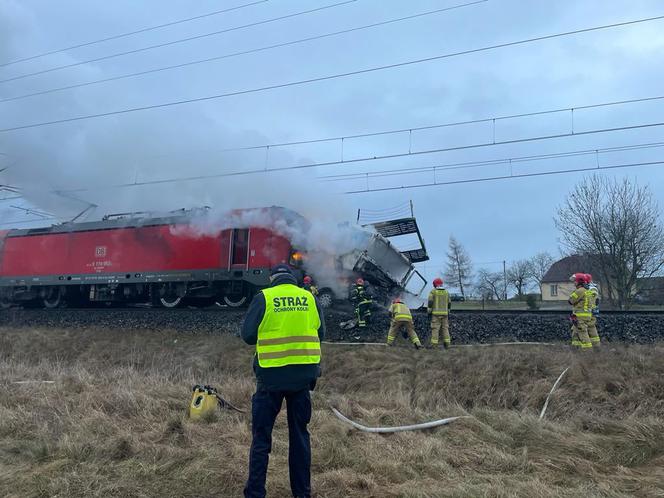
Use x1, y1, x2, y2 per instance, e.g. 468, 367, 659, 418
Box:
2, 13, 662, 133
3, 158, 663, 228
0, 1, 268, 68
55, 119, 664, 193
321, 141, 664, 182
343, 159, 664, 194
9, 160, 664, 228
0, 0, 357, 85
0, 0, 487, 104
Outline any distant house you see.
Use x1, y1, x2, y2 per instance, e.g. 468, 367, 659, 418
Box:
541, 255, 601, 301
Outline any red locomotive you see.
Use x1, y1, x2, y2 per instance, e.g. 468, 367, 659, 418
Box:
0, 207, 304, 308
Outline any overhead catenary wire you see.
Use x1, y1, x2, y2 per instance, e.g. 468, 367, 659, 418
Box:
0, 0, 357, 85
321, 141, 664, 182
51, 119, 664, 193
1, 153, 662, 226
343, 158, 664, 194
1, 14, 663, 133
0, 0, 269, 68
122, 93, 664, 156
0, 0, 488, 104
1, 117, 662, 202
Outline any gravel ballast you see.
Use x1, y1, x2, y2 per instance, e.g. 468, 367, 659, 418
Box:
1, 307, 663, 344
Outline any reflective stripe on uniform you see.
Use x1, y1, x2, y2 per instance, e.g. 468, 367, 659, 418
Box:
258, 335, 320, 346
571, 287, 591, 314
428, 289, 450, 315
257, 284, 321, 368
390, 302, 412, 322
259, 349, 321, 360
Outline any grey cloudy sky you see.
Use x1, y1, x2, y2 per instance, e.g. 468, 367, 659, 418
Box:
1, 0, 664, 286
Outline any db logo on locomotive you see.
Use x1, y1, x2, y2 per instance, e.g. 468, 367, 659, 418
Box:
95, 246, 107, 258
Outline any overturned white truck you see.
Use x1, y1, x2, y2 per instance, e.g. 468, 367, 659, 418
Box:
307, 217, 429, 308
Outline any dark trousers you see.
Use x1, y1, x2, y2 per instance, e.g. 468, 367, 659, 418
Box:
244, 389, 312, 498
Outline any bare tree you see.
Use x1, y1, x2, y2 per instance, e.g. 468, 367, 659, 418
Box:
555, 175, 664, 309
444, 235, 473, 298
506, 259, 531, 299
528, 252, 555, 288
476, 268, 503, 301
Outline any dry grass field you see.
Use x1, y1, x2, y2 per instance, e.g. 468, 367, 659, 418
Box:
1, 327, 663, 498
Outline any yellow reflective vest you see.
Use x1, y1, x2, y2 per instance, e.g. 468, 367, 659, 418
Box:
389, 302, 412, 322
427, 288, 449, 316
257, 284, 321, 368
569, 287, 591, 317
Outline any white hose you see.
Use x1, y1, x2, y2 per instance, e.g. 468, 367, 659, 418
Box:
11, 380, 55, 384
539, 367, 570, 420
454, 342, 556, 347
331, 407, 468, 433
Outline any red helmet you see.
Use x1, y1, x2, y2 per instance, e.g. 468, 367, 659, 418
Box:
585, 273, 593, 283
433, 278, 443, 288
356, 278, 364, 285
572, 273, 587, 285
303, 276, 312, 284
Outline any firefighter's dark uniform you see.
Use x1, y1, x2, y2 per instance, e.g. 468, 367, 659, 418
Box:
427, 287, 451, 348
350, 283, 372, 327
241, 266, 326, 498
387, 301, 421, 347
569, 285, 592, 349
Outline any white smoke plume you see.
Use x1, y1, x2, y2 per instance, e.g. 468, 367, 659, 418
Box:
0, 2, 421, 303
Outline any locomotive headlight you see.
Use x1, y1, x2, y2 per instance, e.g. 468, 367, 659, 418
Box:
289, 250, 304, 267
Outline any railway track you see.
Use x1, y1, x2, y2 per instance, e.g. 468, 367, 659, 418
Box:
1, 304, 663, 314
1, 305, 663, 344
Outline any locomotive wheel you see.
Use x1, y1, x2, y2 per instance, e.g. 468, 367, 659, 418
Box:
152, 283, 184, 308
0, 296, 12, 309
159, 295, 182, 308
42, 288, 62, 309
220, 295, 247, 308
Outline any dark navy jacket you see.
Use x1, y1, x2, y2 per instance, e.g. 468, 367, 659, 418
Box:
241, 273, 326, 392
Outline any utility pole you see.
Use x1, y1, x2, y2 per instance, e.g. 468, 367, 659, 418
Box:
503, 260, 507, 301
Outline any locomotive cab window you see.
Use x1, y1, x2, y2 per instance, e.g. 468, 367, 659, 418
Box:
231, 229, 249, 266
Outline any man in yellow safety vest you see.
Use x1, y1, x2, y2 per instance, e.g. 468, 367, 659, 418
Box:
427, 278, 451, 349
387, 297, 422, 349
242, 264, 326, 498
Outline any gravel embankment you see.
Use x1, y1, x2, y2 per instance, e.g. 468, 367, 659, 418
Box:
1, 307, 663, 343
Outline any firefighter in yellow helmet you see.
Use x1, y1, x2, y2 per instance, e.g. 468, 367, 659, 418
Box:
427, 277, 451, 349
568, 273, 593, 349
387, 297, 422, 349
584, 273, 601, 345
